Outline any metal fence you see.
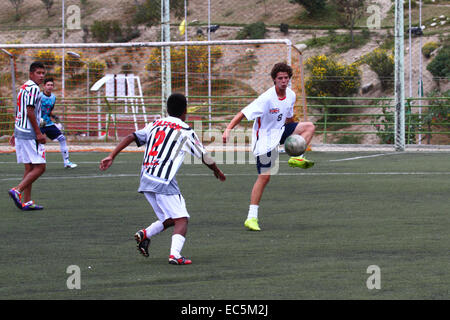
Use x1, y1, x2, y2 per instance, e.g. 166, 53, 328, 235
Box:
1, 93, 448, 145
0, 39, 307, 140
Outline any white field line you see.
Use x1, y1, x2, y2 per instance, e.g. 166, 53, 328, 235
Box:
1, 172, 449, 182
328, 153, 392, 162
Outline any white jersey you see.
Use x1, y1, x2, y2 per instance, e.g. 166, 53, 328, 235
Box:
134, 116, 206, 195
14, 80, 42, 140
242, 86, 295, 156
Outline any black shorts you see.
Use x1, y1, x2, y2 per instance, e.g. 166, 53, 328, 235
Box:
280, 122, 298, 145
40, 124, 62, 140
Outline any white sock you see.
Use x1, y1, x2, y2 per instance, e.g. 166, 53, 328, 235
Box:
170, 234, 186, 258
57, 135, 70, 164
145, 220, 164, 239
247, 204, 259, 219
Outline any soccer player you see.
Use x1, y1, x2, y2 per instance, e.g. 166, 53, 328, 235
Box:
100, 93, 226, 265
8, 62, 47, 211
222, 62, 315, 231
40, 77, 77, 168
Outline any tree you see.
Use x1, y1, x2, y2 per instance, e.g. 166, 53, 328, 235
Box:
289, 0, 326, 15
333, 0, 365, 45
8, 0, 24, 20
41, 0, 54, 17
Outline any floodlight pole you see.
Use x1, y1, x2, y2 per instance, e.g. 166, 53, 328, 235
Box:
394, 0, 405, 151
1, 49, 16, 113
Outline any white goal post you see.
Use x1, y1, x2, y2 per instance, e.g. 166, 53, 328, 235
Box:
1, 39, 309, 140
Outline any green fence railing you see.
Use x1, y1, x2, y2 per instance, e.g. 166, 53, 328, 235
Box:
1, 95, 448, 145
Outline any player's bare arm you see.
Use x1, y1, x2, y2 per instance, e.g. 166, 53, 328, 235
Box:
9, 134, 15, 147
222, 111, 245, 143
27, 106, 46, 144
202, 154, 226, 181
100, 133, 135, 171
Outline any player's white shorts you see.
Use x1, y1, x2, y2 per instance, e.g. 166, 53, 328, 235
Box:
15, 138, 46, 164
144, 192, 190, 222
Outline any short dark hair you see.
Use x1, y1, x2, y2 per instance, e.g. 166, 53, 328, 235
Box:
167, 93, 187, 117
270, 62, 293, 80
30, 61, 45, 73
44, 77, 54, 84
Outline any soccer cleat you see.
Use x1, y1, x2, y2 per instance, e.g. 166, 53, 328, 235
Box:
169, 255, 192, 265
244, 218, 261, 231
134, 230, 150, 257
288, 156, 315, 169
8, 188, 23, 209
65, 161, 78, 169
21, 201, 44, 211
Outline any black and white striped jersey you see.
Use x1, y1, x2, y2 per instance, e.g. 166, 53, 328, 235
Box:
14, 80, 42, 140
134, 116, 206, 194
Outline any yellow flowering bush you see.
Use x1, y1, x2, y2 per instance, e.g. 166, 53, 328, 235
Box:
33, 50, 57, 69
361, 49, 394, 90
304, 54, 361, 98
146, 45, 223, 84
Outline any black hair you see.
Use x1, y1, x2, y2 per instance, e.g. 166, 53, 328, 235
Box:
44, 77, 54, 84
270, 62, 293, 80
30, 61, 45, 73
167, 93, 187, 117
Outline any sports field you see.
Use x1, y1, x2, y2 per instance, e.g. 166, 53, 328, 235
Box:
1, 151, 449, 300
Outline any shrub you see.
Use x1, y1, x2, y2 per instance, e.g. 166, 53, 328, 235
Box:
422, 42, 440, 58
91, 20, 140, 43
33, 49, 57, 70
373, 106, 417, 144
146, 45, 223, 85
305, 54, 361, 98
133, 0, 184, 27
304, 54, 361, 116
427, 46, 450, 78
91, 20, 111, 43
404, 0, 417, 8
290, 0, 326, 15
87, 59, 106, 84
280, 23, 289, 35
0, 99, 13, 136
121, 63, 133, 74
0, 40, 24, 64
236, 22, 266, 40
422, 90, 449, 143
335, 134, 363, 144
362, 49, 394, 90
55, 52, 84, 76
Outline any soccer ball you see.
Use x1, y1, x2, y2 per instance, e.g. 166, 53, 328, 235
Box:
284, 134, 306, 156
